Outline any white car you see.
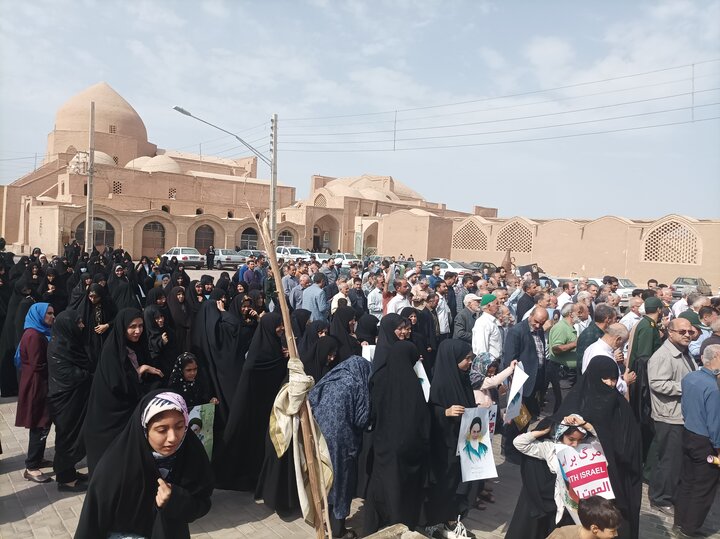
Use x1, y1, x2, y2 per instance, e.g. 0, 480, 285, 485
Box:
162, 247, 206, 269
312, 252, 332, 262
421, 259, 474, 278
276, 246, 313, 261
333, 253, 363, 266
215, 249, 246, 269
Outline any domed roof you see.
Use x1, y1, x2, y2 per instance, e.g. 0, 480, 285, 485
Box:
324, 174, 424, 202
125, 156, 152, 170
54, 82, 148, 143
93, 151, 116, 166
141, 155, 181, 174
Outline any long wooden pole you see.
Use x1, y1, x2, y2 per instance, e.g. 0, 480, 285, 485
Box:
252, 211, 331, 538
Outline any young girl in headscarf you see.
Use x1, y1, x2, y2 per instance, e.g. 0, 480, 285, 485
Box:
506, 415, 597, 538
75, 390, 214, 538
168, 352, 217, 410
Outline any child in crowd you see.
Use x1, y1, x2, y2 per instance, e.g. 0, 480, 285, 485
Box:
548, 495, 622, 538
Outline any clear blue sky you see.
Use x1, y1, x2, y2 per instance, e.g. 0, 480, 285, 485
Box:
1, 0, 718, 219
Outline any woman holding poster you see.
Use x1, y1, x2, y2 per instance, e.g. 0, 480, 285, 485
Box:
506, 415, 596, 538
424, 339, 476, 536
556, 355, 642, 539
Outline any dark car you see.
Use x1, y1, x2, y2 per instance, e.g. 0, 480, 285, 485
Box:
671, 277, 713, 298
469, 261, 498, 273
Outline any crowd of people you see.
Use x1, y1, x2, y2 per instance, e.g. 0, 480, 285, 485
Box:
0, 244, 718, 539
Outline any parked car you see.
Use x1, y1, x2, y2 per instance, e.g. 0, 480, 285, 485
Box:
671, 277, 713, 298
313, 252, 332, 262
420, 259, 474, 279
334, 253, 363, 266
237, 249, 266, 259
468, 261, 498, 273
276, 246, 313, 261
214, 248, 246, 269
615, 278, 637, 310
162, 247, 206, 269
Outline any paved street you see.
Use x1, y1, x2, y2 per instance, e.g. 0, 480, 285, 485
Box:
2, 393, 719, 538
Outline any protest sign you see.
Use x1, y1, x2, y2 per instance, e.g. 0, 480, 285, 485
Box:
486, 404, 498, 441
189, 403, 215, 459
556, 441, 615, 501
505, 362, 528, 422
413, 360, 431, 402
456, 407, 497, 482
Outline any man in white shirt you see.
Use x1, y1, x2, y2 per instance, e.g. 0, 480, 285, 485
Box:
582, 323, 634, 396
435, 281, 452, 341
387, 279, 411, 314
472, 294, 503, 360
367, 274, 385, 320
619, 297, 643, 331
557, 281, 576, 311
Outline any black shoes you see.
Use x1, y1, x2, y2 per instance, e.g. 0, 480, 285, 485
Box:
23, 469, 52, 483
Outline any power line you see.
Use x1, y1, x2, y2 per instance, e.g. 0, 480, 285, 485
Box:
281, 115, 720, 153
280, 102, 720, 146
281, 88, 720, 138
283, 58, 720, 121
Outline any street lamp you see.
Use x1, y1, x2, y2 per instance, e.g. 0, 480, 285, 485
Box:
173, 106, 278, 240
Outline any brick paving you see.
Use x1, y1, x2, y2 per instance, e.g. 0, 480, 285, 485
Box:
2, 392, 719, 538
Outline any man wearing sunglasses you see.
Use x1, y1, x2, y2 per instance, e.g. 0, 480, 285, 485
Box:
646, 317, 698, 517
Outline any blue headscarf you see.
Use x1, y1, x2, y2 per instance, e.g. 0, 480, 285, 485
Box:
14, 302, 53, 369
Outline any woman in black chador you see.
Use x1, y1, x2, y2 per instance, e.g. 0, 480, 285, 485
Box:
75, 390, 214, 539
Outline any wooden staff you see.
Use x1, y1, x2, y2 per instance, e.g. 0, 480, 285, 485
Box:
251, 210, 331, 539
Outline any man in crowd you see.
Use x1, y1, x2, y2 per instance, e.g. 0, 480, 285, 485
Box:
700, 317, 720, 357
243, 258, 263, 291
453, 293, 481, 344
515, 279, 538, 321
673, 345, 720, 538
289, 274, 311, 310
387, 279, 411, 314
348, 277, 368, 317
620, 297, 644, 332
647, 317, 698, 516
472, 294, 502, 361
582, 323, 633, 397
547, 303, 579, 411
303, 272, 330, 322
628, 296, 665, 467
455, 274, 476, 308
576, 303, 616, 364
367, 274, 385, 320
557, 281, 576, 311
428, 264, 443, 290
320, 257, 339, 287
281, 264, 298, 302
689, 306, 717, 361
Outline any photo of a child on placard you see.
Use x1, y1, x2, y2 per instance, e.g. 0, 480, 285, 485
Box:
457, 407, 497, 482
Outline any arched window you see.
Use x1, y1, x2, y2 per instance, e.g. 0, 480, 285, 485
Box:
75, 218, 115, 250
240, 227, 258, 250
277, 230, 293, 246
496, 221, 533, 253
142, 221, 166, 257
452, 221, 488, 250
643, 220, 699, 264
314, 194, 327, 208
194, 225, 214, 251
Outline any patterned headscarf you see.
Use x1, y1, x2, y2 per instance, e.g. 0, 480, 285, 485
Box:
141, 391, 189, 432
553, 413, 589, 442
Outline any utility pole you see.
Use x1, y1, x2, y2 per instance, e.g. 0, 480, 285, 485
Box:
269, 114, 278, 241
84, 102, 95, 253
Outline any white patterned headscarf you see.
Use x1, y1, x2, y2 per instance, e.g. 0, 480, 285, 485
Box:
141, 391, 189, 433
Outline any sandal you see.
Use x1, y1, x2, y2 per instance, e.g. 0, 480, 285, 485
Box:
478, 490, 496, 503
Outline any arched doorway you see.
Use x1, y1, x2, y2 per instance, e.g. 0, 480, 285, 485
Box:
239, 227, 258, 250
313, 215, 340, 253
277, 230, 294, 246
363, 221, 379, 256
141, 221, 166, 258
75, 218, 115, 251
194, 225, 215, 252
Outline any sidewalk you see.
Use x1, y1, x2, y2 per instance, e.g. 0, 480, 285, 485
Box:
1, 395, 718, 538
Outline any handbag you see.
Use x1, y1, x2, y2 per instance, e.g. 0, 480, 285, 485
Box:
513, 403, 531, 430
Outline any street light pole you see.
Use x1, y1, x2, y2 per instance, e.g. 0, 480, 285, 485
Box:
85, 101, 95, 253
173, 106, 278, 240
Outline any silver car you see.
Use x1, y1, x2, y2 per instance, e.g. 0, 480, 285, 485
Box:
215, 249, 246, 269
